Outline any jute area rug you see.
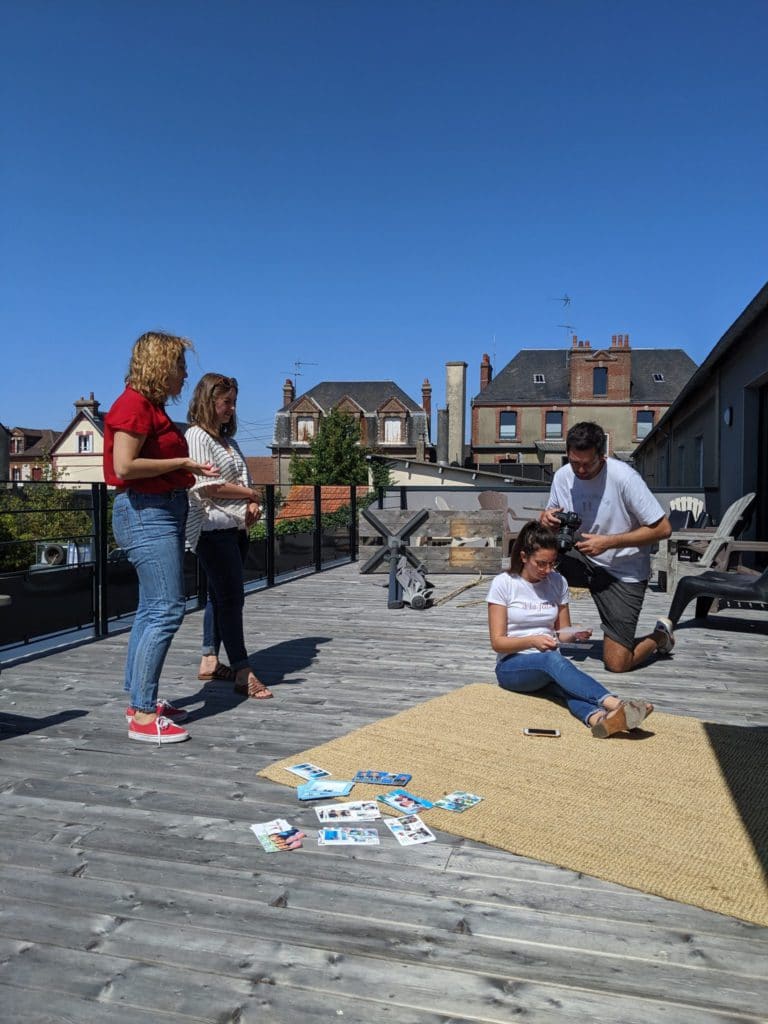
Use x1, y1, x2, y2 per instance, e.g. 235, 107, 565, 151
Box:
259, 683, 768, 926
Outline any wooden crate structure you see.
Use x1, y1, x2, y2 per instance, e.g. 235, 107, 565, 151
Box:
358, 509, 510, 574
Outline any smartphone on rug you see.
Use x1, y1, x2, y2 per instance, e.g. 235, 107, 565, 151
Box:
523, 728, 561, 737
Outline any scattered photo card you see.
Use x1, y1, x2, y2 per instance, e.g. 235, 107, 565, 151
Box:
297, 779, 355, 801
433, 791, 483, 813
250, 819, 306, 853
353, 770, 412, 787
315, 800, 381, 823
317, 827, 380, 846
384, 814, 436, 846
377, 788, 433, 813
285, 762, 330, 781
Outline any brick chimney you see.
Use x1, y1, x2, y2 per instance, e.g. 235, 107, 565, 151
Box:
571, 335, 590, 350
421, 378, 432, 418
479, 352, 493, 391
421, 377, 432, 441
282, 378, 295, 408
74, 392, 100, 416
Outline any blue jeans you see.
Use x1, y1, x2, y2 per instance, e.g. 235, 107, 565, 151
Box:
495, 649, 616, 725
196, 528, 250, 671
112, 489, 188, 712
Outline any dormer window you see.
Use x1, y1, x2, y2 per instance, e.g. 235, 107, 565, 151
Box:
382, 416, 403, 443
653, 372, 665, 383
10, 436, 23, 454
296, 416, 316, 442
533, 373, 546, 384
593, 367, 607, 396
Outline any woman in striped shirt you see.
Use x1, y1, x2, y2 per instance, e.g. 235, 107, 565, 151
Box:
186, 374, 273, 699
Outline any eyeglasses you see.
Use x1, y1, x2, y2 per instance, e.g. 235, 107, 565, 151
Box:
531, 558, 558, 570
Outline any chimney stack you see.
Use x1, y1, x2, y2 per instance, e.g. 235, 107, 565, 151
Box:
479, 353, 493, 391
445, 361, 468, 466
421, 378, 432, 441
282, 378, 295, 408
74, 392, 100, 416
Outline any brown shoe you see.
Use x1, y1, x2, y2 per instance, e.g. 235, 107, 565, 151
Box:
234, 674, 274, 700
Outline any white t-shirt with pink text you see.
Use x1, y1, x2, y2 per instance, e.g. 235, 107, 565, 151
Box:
486, 571, 569, 657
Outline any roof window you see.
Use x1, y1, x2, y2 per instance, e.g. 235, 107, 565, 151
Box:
533, 373, 546, 384
652, 372, 665, 383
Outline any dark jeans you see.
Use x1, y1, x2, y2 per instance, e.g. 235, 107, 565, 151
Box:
197, 528, 250, 671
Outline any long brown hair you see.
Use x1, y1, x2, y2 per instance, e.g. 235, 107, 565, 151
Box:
126, 331, 193, 406
509, 521, 558, 574
187, 373, 239, 438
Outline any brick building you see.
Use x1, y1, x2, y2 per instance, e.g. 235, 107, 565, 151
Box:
471, 334, 697, 479
271, 378, 433, 488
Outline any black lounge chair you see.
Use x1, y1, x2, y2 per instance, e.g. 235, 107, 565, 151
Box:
668, 567, 768, 626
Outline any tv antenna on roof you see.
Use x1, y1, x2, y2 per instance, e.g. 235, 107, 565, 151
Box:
282, 360, 318, 390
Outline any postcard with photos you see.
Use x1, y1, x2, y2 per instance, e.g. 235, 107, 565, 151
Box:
377, 788, 433, 813
384, 814, 436, 846
317, 827, 380, 846
353, 770, 412, 787
250, 819, 304, 853
297, 779, 355, 801
433, 791, 483, 812
285, 762, 330, 781
315, 800, 381, 823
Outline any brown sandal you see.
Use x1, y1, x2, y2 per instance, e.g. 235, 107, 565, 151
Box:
234, 675, 274, 699
198, 663, 237, 682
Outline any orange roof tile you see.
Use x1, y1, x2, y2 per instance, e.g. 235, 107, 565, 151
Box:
277, 485, 369, 520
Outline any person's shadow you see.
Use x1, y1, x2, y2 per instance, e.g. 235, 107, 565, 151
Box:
0, 709, 88, 741
178, 635, 332, 722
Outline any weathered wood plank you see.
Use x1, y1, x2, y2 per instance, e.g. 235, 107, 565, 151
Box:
0, 563, 766, 1024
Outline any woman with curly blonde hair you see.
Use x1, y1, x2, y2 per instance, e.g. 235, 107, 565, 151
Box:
104, 332, 217, 745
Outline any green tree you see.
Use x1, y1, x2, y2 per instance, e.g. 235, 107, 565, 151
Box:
0, 458, 95, 572
290, 407, 378, 485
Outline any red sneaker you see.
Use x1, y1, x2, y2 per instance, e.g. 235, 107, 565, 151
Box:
125, 700, 188, 724
128, 715, 190, 744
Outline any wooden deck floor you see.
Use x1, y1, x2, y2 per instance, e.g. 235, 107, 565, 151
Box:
1, 563, 766, 1023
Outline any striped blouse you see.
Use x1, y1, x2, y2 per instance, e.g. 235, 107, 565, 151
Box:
185, 425, 253, 552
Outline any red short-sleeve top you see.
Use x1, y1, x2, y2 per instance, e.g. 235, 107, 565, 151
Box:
103, 386, 195, 493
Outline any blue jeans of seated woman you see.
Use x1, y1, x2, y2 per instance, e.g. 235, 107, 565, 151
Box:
111, 489, 188, 713
197, 528, 250, 671
495, 649, 616, 726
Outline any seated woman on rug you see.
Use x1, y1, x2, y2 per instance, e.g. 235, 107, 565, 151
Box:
487, 522, 653, 737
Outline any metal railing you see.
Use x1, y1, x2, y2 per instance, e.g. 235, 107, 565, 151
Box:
0, 482, 360, 655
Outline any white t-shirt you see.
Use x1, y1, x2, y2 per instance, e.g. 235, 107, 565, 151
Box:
546, 457, 665, 583
486, 571, 569, 657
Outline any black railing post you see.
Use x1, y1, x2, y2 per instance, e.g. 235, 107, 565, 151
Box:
399, 486, 407, 510
349, 485, 358, 562
92, 483, 109, 638
314, 485, 322, 572
266, 484, 276, 586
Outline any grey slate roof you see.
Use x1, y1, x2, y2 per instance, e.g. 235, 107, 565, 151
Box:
273, 380, 427, 449
472, 349, 697, 405
9, 428, 61, 457
285, 381, 423, 414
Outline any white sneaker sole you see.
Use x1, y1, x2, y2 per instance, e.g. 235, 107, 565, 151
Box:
128, 729, 190, 744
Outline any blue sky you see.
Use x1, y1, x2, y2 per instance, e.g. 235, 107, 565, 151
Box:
2, 0, 766, 454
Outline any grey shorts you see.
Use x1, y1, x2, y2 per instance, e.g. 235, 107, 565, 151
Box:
557, 548, 647, 651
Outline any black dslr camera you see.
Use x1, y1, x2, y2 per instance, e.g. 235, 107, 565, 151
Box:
552, 511, 582, 553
